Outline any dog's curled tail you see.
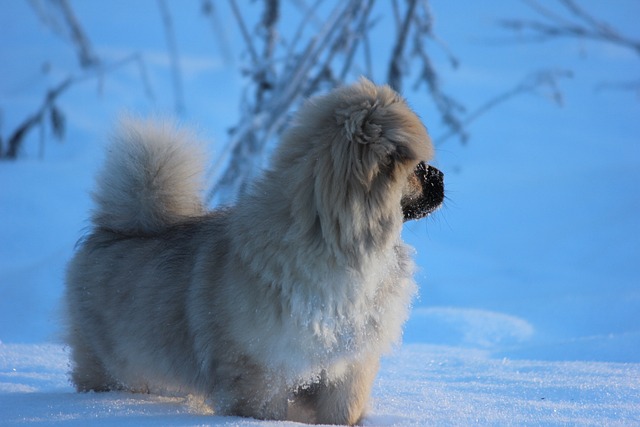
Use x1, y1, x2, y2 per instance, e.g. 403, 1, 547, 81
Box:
92, 117, 207, 234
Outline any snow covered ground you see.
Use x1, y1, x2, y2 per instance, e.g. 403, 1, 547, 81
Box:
2, 344, 639, 426
1, 1, 639, 425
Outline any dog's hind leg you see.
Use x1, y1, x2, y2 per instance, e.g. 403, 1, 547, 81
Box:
68, 333, 119, 392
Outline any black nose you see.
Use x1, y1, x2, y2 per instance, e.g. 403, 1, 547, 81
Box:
425, 165, 444, 184
402, 163, 445, 222
422, 164, 444, 208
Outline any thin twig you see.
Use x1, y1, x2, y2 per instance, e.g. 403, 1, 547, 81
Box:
339, 0, 375, 81
388, 0, 418, 92
30, 0, 100, 69
228, 0, 260, 66
208, 0, 470, 202
436, 69, 573, 144
157, 0, 186, 115
206, 1, 358, 202
200, 0, 233, 62
3, 77, 72, 159
286, 0, 324, 61
501, 0, 640, 56
414, 1, 459, 69
255, 0, 279, 106
2, 55, 155, 159
51, 0, 99, 68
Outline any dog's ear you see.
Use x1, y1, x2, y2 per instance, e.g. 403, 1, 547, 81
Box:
338, 101, 429, 168
335, 98, 429, 167
327, 80, 433, 187
336, 101, 383, 146
335, 101, 414, 187
337, 100, 411, 169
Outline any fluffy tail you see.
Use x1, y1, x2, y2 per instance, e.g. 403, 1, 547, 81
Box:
91, 117, 207, 234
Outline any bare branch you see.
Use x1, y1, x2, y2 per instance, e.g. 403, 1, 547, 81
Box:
340, 0, 375, 81
208, 0, 465, 203
362, 21, 373, 79
286, 0, 323, 62
521, 0, 575, 28
28, 0, 100, 69
409, 2, 466, 142
229, 0, 260, 66
157, 0, 186, 115
390, 0, 402, 35
387, 0, 418, 92
2, 55, 155, 160
558, 0, 617, 37
288, 0, 323, 29
596, 79, 640, 97
28, 0, 66, 36
0, 110, 3, 156
207, 0, 363, 202
255, 0, 280, 105
414, 1, 459, 69
200, 0, 234, 63
208, 0, 469, 202
436, 69, 573, 144
2, 77, 72, 159
500, 0, 640, 56
51, 0, 100, 68
413, 44, 467, 143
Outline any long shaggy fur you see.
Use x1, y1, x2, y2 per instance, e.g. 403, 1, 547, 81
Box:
65, 78, 441, 425
92, 117, 206, 234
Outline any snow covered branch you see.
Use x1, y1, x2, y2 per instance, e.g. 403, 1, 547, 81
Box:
436, 69, 573, 145
28, 0, 100, 69
207, 0, 372, 203
207, 0, 466, 204
499, 0, 640, 97
0, 53, 154, 160
3, 0, 154, 160
500, 0, 640, 56
157, 0, 186, 115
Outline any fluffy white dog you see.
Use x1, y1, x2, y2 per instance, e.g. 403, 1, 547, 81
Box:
65, 78, 444, 425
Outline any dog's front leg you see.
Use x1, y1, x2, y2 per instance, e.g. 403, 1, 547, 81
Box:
295, 356, 380, 426
211, 358, 288, 421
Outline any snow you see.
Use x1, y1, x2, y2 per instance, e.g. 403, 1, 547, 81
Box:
1, 1, 639, 425
2, 344, 639, 426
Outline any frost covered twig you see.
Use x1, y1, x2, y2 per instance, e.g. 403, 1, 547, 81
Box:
1, 54, 154, 160
28, 0, 100, 69
499, 0, 639, 97
208, 0, 363, 203
157, 0, 185, 115
500, 0, 640, 55
1, 77, 71, 160
208, 0, 467, 204
387, 0, 418, 92
410, 1, 465, 142
436, 69, 573, 145
5, 1, 155, 159
200, 0, 233, 63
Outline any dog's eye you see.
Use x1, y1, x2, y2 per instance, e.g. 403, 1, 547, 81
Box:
379, 154, 395, 177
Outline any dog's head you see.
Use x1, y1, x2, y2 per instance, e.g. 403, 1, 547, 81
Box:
326, 78, 445, 222
276, 78, 444, 232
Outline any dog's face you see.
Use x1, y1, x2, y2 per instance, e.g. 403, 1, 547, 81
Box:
276, 78, 444, 232
401, 162, 444, 221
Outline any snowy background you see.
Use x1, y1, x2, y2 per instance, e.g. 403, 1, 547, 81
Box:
1, 1, 639, 425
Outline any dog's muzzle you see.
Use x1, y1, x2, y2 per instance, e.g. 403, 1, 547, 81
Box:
402, 162, 445, 222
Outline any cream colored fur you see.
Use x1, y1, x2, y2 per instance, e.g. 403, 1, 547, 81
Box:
65, 78, 437, 425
